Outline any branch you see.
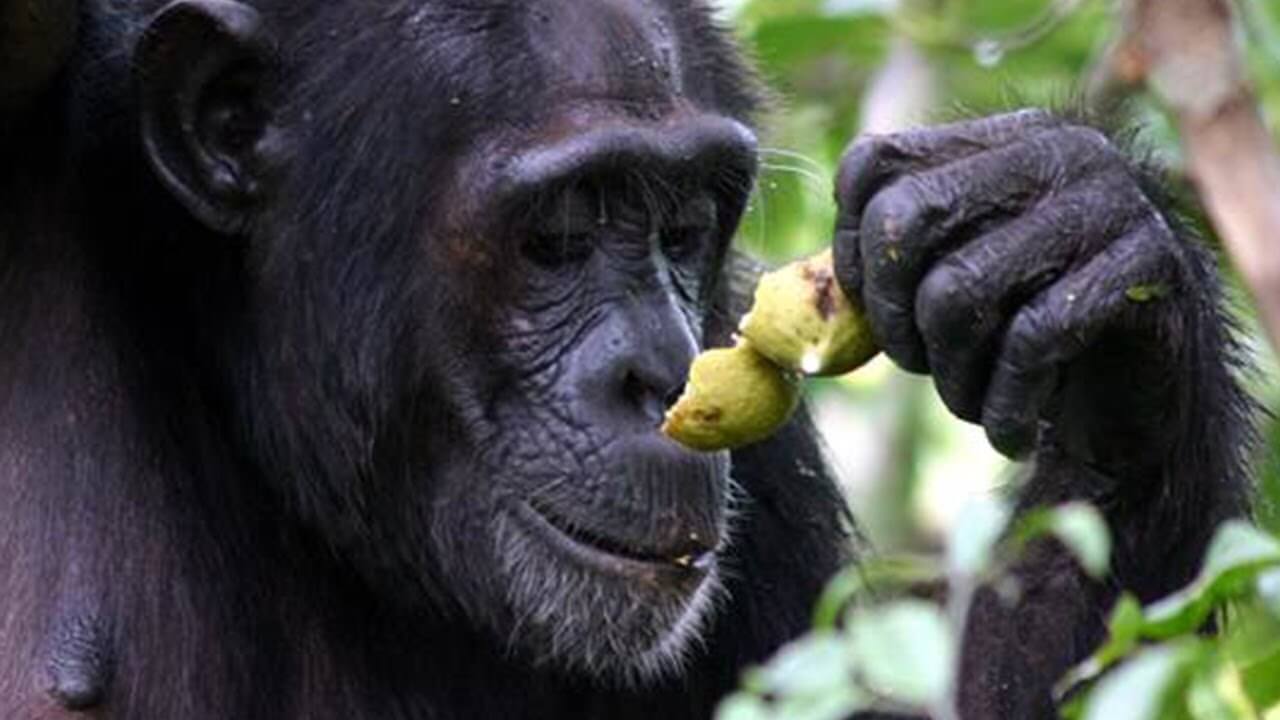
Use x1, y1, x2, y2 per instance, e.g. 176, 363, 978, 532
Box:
1118, 0, 1280, 352
859, 34, 936, 135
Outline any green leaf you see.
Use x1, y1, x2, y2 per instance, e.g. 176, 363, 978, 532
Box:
732, 631, 871, 720
1057, 594, 1146, 698
813, 565, 870, 630
846, 600, 955, 708
1187, 660, 1259, 720
1125, 283, 1172, 303
1058, 692, 1087, 720
773, 683, 871, 720
1080, 641, 1205, 720
1236, 641, 1280, 710
1253, 568, 1280, 619
744, 632, 852, 699
716, 694, 770, 720
1013, 502, 1111, 579
1145, 523, 1280, 638
812, 554, 942, 629
1222, 598, 1280, 671
947, 497, 1012, 577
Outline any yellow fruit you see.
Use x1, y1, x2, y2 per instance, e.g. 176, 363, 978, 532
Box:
739, 249, 878, 377
662, 248, 880, 452
661, 341, 799, 451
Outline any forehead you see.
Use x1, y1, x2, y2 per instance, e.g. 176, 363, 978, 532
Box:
385, 0, 690, 111
528, 0, 684, 99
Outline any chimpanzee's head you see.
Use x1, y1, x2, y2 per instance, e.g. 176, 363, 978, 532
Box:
134, 0, 761, 682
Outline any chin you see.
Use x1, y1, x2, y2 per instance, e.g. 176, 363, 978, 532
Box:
429, 426, 733, 684
495, 501, 727, 685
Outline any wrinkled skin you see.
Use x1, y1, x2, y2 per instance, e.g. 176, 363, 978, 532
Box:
0, 0, 1251, 719
835, 112, 1193, 470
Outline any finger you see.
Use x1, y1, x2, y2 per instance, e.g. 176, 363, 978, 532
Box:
980, 226, 1183, 458
915, 177, 1152, 421
834, 109, 1064, 213
832, 109, 1063, 299
858, 127, 1122, 373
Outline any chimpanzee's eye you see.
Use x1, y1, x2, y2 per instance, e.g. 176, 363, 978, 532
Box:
523, 188, 599, 268
662, 194, 718, 263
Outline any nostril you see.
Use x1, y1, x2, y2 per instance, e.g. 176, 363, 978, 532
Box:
621, 370, 681, 425
622, 370, 647, 408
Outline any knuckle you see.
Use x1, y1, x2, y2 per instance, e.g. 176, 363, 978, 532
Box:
1118, 224, 1182, 275
1138, 212, 1181, 253
1022, 125, 1121, 191
1007, 305, 1054, 359
1147, 235, 1188, 284
836, 135, 891, 199
993, 107, 1058, 133
861, 175, 928, 252
832, 228, 862, 293
862, 292, 929, 372
1060, 125, 1122, 167
1062, 125, 1113, 152
915, 261, 974, 339
842, 133, 886, 161
1099, 176, 1150, 224
933, 108, 1053, 144
1008, 107, 1056, 124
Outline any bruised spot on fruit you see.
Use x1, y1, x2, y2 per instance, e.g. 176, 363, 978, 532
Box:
692, 407, 722, 423
739, 249, 878, 377
812, 267, 837, 321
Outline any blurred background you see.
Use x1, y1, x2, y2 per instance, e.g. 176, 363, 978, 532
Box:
715, 0, 1280, 553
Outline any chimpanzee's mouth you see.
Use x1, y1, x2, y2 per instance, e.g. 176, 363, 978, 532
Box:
516, 499, 715, 582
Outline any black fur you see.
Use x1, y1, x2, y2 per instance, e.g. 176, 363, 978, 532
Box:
0, 2, 1252, 720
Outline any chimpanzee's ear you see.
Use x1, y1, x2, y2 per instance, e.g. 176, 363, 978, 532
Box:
134, 0, 280, 235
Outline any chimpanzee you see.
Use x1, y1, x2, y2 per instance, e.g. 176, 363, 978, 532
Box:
0, 0, 1252, 718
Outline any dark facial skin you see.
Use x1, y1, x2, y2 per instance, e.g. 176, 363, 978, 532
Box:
418, 120, 758, 678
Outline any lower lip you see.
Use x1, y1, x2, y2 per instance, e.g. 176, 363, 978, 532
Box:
513, 502, 711, 586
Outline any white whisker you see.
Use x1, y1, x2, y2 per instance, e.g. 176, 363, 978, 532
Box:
759, 146, 828, 177
758, 161, 829, 195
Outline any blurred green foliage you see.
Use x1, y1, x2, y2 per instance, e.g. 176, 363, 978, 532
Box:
719, 497, 1114, 719
722, 0, 1280, 550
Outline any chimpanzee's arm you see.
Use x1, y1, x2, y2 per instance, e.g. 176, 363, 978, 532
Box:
832, 109, 1254, 718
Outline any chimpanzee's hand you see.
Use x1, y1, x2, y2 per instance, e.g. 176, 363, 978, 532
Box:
832, 109, 1215, 476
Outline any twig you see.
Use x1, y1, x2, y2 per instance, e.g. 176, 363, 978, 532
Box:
860, 34, 937, 135
1120, 0, 1280, 352
936, 573, 975, 720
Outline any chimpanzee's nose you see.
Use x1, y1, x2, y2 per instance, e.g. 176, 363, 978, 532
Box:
612, 303, 699, 428
619, 360, 690, 428
563, 293, 699, 431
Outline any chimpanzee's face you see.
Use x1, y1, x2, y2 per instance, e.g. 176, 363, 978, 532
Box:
137, 0, 760, 682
